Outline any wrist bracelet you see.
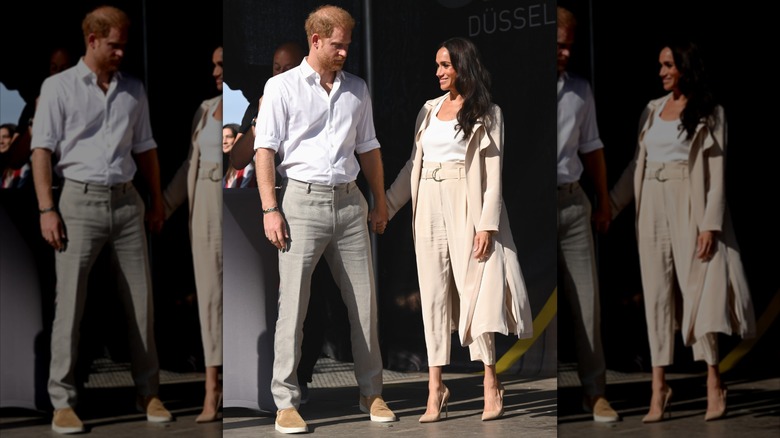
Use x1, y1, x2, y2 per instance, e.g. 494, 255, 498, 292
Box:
39, 206, 56, 214
262, 206, 279, 214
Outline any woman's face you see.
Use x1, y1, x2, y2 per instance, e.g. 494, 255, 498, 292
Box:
222, 128, 236, 153
213, 47, 224, 92
435, 47, 458, 93
658, 47, 681, 93
0, 127, 13, 153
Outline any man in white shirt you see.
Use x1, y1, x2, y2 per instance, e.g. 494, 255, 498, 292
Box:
557, 6, 619, 422
254, 5, 395, 434
30, 6, 171, 434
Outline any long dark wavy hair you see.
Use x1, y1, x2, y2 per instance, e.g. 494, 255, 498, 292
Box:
440, 37, 492, 139
665, 41, 716, 140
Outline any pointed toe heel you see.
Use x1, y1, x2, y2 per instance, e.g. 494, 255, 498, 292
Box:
704, 386, 727, 421
481, 383, 505, 421
642, 386, 673, 423
419, 385, 450, 423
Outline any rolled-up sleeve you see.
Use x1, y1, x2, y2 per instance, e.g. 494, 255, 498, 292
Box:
254, 79, 285, 152
354, 84, 380, 154
131, 87, 157, 154
31, 77, 63, 151
577, 85, 604, 154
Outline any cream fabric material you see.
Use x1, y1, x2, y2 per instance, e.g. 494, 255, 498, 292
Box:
611, 94, 755, 350
386, 93, 533, 351
637, 161, 718, 366
163, 95, 223, 367
415, 162, 495, 365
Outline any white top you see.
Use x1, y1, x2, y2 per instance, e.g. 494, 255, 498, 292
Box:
198, 99, 223, 164
31, 58, 157, 185
557, 72, 604, 185
421, 98, 467, 162
645, 108, 690, 162
254, 58, 380, 185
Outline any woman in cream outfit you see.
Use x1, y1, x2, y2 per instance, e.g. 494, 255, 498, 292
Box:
163, 47, 224, 422
610, 41, 754, 422
386, 37, 533, 423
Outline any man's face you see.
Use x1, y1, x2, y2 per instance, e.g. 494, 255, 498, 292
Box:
0, 128, 12, 153
557, 25, 574, 74
213, 47, 224, 91
315, 26, 351, 72
92, 27, 127, 73
273, 49, 300, 76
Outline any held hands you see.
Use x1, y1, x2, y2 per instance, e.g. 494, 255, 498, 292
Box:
696, 230, 717, 261
264, 210, 289, 251
145, 198, 165, 234
40, 211, 66, 251
368, 200, 389, 235
473, 230, 493, 261
593, 203, 611, 234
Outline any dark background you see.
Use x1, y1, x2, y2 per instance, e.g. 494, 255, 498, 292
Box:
1, 0, 222, 409
557, 0, 779, 377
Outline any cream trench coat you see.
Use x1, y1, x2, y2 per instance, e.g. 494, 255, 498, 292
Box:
610, 94, 755, 345
386, 93, 533, 346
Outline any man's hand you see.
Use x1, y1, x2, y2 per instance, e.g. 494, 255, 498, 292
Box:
264, 211, 288, 251
40, 211, 66, 251
593, 202, 611, 234
145, 197, 165, 234
368, 199, 389, 234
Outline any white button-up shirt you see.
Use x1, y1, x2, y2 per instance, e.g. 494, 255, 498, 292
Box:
254, 57, 380, 185
31, 58, 157, 185
557, 72, 604, 185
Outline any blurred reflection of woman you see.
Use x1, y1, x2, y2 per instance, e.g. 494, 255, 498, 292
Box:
163, 46, 224, 423
610, 41, 755, 423
385, 37, 533, 423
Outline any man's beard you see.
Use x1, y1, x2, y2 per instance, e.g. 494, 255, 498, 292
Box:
321, 54, 346, 72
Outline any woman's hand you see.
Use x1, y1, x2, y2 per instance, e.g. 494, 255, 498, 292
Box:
473, 230, 493, 261
696, 230, 717, 261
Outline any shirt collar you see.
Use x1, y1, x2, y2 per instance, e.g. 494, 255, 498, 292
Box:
557, 71, 569, 95
299, 56, 345, 82
75, 57, 123, 83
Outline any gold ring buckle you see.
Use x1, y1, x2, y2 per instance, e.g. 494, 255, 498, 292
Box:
208, 166, 221, 182
654, 168, 667, 182
431, 167, 443, 182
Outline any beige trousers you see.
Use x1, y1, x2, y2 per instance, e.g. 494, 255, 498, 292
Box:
638, 161, 718, 367
271, 178, 383, 410
50, 180, 159, 409
414, 161, 495, 367
191, 162, 223, 367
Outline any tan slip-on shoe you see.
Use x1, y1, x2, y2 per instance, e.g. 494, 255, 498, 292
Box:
359, 395, 397, 422
51, 407, 85, 434
275, 408, 308, 434
137, 395, 174, 423
586, 396, 620, 423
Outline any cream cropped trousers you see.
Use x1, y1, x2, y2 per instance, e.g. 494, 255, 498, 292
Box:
414, 161, 495, 367
638, 161, 718, 367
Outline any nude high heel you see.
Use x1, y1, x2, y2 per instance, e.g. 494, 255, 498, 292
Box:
704, 386, 727, 421
642, 385, 673, 423
419, 385, 450, 423
196, 388, 223, 423
481, 383, 505, 421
